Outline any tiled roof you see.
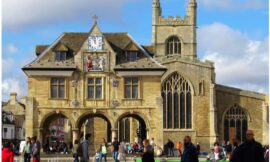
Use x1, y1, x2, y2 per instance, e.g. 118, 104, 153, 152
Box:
103, 32, 131, 49
142, 45, 155, 56
36, 45, 49, 56
23, 32, 165, 70
114, 57, 165, 70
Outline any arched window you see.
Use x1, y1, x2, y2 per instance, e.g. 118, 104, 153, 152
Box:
162, 73, 192, 129
166, 36, 181, 55
223, 105, 248, 142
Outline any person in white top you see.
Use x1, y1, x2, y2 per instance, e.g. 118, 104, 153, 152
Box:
150, 138, 155, 146
118, 140, 126, 162
207, 145, 226, 162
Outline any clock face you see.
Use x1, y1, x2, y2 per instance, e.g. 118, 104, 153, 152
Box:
88, 36, 103, 51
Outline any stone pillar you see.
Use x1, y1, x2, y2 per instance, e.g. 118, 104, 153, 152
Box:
111, 128, 118, 142
25, 97, 34, 138
209, 84, 218, 146
37, 128, 43, 152
146, 128, 150, 140
72, 129, 79, 144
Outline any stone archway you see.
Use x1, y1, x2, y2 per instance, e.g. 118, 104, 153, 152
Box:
115, 112, 149, 143
40, 111, 74, 153
76, 112, 113, 152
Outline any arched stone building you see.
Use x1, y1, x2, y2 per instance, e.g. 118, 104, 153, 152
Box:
22, 0, 268, 151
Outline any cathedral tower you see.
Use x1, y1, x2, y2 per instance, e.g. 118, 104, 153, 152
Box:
152, 0, 197, 60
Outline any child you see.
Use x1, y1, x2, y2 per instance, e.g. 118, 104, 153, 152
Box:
127, 144, 133, 154
95, 149, 100, 162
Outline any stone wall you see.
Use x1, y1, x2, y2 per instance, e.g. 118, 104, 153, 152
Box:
216, 85, 267, 144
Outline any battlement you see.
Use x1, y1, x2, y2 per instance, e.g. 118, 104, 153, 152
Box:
158, 16, 190, 26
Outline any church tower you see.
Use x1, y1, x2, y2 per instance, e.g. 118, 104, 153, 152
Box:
152, 0, 197, 60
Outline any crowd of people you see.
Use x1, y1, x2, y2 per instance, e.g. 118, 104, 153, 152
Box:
2, 136, 41, 162
2, 129, 269, 162
72, 129, 268, 162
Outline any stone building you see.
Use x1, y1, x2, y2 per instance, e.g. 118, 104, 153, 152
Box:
2, 93, 25, 141
22, 0, 268, 151
2, 110, 16, 141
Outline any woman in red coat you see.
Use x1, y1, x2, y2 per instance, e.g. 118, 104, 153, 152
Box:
2, 142, 14, 162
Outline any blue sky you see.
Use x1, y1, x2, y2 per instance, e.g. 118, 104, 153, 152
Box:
2, 0, 269, 100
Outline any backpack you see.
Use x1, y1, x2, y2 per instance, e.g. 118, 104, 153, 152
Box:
77, 142, 83, 157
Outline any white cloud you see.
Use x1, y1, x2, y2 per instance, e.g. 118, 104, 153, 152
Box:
6, 44, 19, 53
2, 0, 134, 31
2, 78, 27, 101
199, 0, 267, 10
2, 55, 33, 101
2, 58, 15, 76
198, 22, 269, 93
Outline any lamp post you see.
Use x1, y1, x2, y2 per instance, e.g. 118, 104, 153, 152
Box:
83, 119, 89, 140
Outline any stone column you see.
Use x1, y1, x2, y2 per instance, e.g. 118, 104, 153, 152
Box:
25, 97, 34, 138
37, 128, 43, 141
37, 128, 43, 152
146, 128, 150, 140
72, 129, 79, 144
111, 128, 118, 142
209, 83, 218, 145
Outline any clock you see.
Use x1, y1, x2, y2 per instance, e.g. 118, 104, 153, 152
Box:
88, 36, 103, 51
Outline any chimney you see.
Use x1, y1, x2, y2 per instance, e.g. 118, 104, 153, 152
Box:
20, 96, 27, 105
10, 92, 17, 105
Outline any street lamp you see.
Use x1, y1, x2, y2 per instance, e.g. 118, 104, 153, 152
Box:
83, 119, 89, 140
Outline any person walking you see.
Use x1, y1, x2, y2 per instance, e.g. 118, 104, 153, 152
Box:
2, 141, 14, 162
23, 137, 32, 162
176, 142, 182, 157
230, 130, 264, 162
43, 135, 50, 154
225, 141, 232, 159
181, 136, 199, 162
167, 139, 174, 157
150, 138, 155, 146
81, 134, 90, 162
232, 136, 241, 151
196, 143, 200, 156
72, 139, 79, 162
111, 137, 120, 162
99, 138, 108, 162
142, 139, 154, 162
264, 145, 269, 162
31, 136, 41, 162
118, 139, 127, 162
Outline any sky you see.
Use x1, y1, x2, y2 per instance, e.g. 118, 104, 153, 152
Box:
2, 0, 269, 101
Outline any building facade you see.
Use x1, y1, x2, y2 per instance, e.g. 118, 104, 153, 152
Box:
2, 93, 25, 141
22, 0, 268, 151
2, 110, 16, 141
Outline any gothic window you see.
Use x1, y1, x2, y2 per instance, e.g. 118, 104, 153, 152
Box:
223, 105, 248, 142
162, 73, 192, 129
124, 77, 139, 99
51, 78, 65, 99
166, 36, 181, 55
87, 78, 103, 99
